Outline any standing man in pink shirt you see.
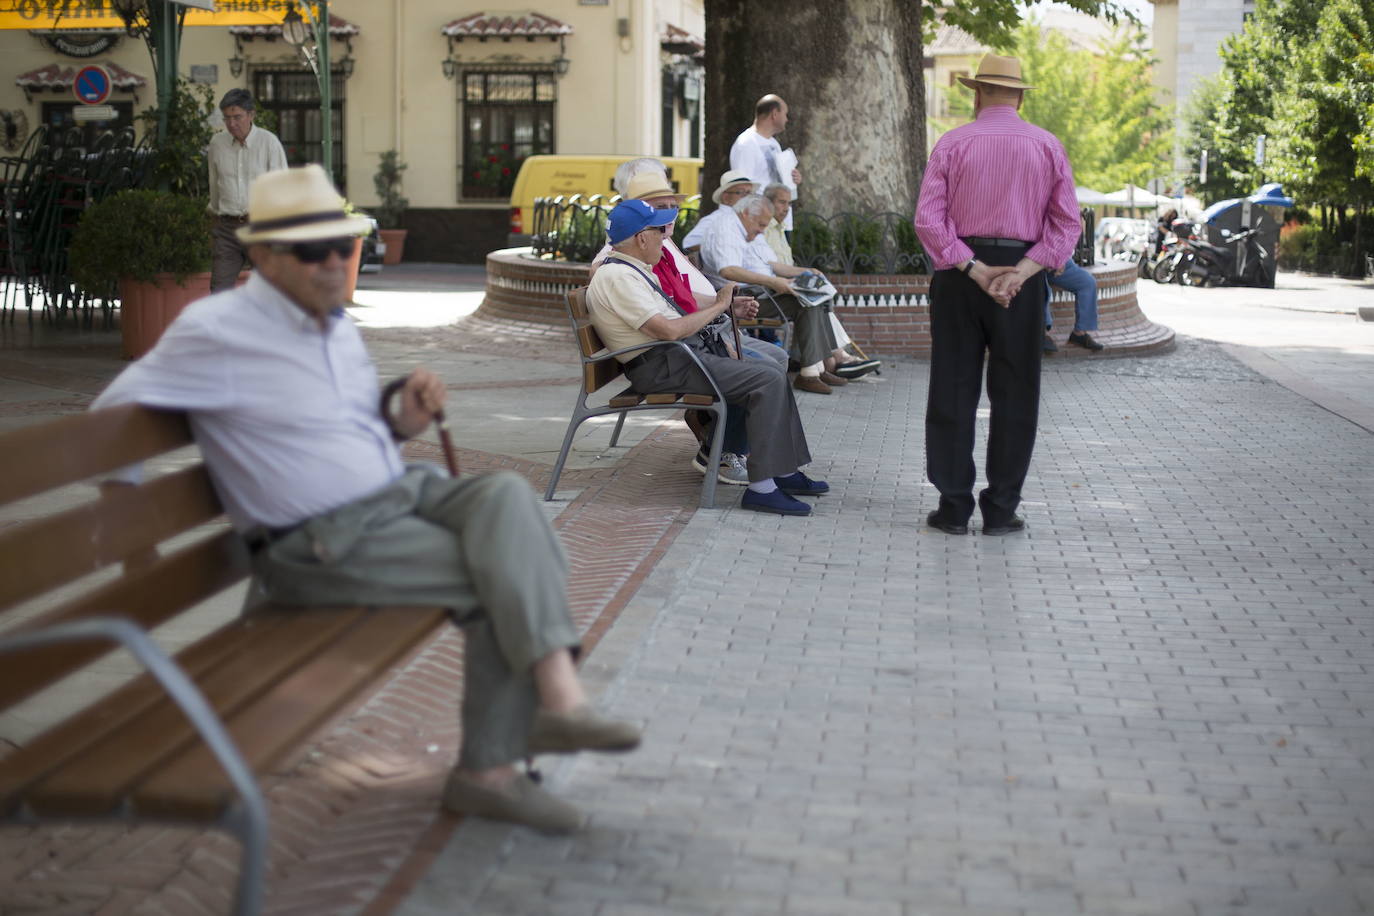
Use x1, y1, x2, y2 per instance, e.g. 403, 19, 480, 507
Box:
913, 54, 1080, 536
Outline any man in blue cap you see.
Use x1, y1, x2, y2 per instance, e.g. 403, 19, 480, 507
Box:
586, 199, 828, 516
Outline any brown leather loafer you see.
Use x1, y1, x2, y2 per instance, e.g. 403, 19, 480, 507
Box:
442, 771, 581, 834
818, 371, 849, 386
793, 375, 832, 395
528, 704, 642, 755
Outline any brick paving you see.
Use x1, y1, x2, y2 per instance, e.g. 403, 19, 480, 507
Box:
3, 268, 1373, 915
398, 338, 1374, 916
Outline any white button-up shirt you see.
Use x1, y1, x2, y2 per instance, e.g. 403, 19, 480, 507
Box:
91, 272, 405, 531
207, 125, 288, 217
699, 209, 779, 288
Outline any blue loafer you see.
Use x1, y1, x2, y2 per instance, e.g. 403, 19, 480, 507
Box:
774, 471, 830, 496
741, 488, 812, 516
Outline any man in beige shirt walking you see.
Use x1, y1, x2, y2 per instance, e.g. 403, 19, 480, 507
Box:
207, 88, 288, 291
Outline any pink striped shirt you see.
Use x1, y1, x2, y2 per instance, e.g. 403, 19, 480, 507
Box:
914, 105, 1080, 271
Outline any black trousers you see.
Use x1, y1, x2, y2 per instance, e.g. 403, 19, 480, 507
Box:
925, 242, 1045, 525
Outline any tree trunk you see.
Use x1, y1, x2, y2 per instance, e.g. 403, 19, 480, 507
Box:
703, 0, 926, 219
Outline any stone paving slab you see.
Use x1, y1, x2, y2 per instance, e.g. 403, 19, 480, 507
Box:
402, 341, 1374, 916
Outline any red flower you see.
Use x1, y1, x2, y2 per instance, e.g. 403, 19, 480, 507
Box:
500, 144, 510, 152
472, 170, 480, 179
501, 167, 510, 176
488, 155, 499, 163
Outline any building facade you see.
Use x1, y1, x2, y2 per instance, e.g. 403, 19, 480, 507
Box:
0, 0, 705, 260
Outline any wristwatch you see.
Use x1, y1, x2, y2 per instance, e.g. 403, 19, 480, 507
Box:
962, 258, 979, 275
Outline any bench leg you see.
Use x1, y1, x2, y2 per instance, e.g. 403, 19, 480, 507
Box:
0, 618, 271, 916
607, 410, 628, 449
700, 401, 725, 510
545, 398, 590, 501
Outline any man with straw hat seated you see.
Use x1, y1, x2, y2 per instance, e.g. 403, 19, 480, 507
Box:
91, 165, 639, 835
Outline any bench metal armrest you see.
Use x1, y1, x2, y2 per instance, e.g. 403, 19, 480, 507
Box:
0, 617, 268, 916
590, 339, 726, 404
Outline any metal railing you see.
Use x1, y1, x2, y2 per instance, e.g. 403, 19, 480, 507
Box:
530, 199, 1095, 275
530, 194, 702, 262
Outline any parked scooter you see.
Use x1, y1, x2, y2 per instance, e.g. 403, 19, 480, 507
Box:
1151, 221, 1199, 284
1181, 226, 1269, 287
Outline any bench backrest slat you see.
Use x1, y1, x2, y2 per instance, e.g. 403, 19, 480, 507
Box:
567, 286, 623, 394
0, 405, 192, 508
0, 465, 225, 614
0, 530, 250, 710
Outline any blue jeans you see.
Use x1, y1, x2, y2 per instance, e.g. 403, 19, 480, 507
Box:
1045, 261, 1098, 332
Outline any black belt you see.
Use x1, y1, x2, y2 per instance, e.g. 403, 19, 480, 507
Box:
243, 523, 303, 554
622, 352, 653, 371
963, 236, 1031, 248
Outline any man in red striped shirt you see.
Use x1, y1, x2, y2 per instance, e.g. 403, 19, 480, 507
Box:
914, 53, 1080, 536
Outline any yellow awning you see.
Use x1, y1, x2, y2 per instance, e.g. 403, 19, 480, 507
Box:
0, 1, 295, 30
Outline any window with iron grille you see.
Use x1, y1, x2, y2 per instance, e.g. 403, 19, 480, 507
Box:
252, 68, 345, 192
460, 70, 556, 200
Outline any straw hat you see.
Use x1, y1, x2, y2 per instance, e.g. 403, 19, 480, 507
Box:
624, 171, 685, 202
957, 53, 1035, 91
711, 169, 757, 205
237, 164, 372, 244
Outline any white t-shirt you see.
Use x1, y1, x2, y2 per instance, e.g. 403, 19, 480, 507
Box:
730, 126, 793, 229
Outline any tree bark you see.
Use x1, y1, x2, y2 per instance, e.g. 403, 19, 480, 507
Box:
703, 0, 926, 218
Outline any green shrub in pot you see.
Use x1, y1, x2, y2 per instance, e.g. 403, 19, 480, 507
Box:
69, 189, 213, 296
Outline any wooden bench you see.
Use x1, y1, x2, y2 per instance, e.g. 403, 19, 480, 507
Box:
544, 286, 728, 508
0, 405, 450, 915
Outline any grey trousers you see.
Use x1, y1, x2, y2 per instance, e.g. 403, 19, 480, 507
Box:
251, 467, 581, 769
625, 346, 812, 482
212, 217, 250, 293
770, 293, 838, 367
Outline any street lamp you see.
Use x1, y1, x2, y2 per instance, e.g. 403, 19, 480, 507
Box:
280, 5, 312, 48
228, 53, 244, 78
441, 57, 457, 80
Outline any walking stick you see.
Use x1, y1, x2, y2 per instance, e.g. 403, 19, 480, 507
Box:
728, 299, 745, 360
381, 375, 460, 476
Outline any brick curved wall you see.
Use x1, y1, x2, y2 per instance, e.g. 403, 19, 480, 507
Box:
479, 251, 1173, 357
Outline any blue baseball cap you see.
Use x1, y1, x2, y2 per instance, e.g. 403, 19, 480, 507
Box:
606, 199, 678, 245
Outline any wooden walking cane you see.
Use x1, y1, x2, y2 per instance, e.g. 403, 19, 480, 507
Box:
382, 375, 460, 476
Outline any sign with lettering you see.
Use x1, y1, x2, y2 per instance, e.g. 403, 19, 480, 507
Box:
0, 1, 295, 30
72, 64, 110, 104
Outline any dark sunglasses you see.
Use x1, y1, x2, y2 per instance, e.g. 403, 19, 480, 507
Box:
270, 237, 355, 263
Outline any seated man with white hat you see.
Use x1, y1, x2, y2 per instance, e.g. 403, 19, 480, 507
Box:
90, 164, 638, 835
587, 198, 830, 517
680, 169, 758, 250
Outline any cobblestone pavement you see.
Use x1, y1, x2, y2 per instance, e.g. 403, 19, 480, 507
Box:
401, 337, 1374, 916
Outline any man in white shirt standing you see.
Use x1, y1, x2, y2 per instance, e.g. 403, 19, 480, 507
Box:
730, 94, 801, 232
207, 89, 288, 292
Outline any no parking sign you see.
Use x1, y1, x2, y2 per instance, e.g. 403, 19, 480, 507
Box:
72, 65, 112, 106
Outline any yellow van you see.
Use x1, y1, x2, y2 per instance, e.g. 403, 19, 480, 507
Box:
507, 154, 703, 245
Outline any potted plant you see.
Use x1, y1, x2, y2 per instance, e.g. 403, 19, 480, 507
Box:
69, 189, 213, 359
372, 149, 409, 265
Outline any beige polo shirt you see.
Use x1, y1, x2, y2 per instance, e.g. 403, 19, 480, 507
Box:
207, 124, 288, 217
586, 252, 679, 364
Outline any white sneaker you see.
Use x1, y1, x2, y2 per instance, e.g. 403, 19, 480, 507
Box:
691, 450, 750, 485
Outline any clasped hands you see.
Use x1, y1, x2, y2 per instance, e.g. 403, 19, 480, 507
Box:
714, 282, 761, 321
969, 257, 1041, 308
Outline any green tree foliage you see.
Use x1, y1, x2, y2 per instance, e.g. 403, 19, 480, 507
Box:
136, 78, 215, 197
939, 21, 1172, 190
929, 0, 1134, 47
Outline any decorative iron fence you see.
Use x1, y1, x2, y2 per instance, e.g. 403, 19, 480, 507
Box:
530, 199, 1095, 275
530, 194, 702, 262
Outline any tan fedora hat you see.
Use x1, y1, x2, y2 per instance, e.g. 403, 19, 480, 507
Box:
623, 170, 685, 202
711, 169, 758, 205
957, 53, 1035, 91
237, 164, 372, 244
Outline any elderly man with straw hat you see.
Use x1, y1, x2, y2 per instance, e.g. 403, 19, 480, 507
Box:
914, 53, 1080, 537
91, 165, 640, 835
681, 168, 758, 250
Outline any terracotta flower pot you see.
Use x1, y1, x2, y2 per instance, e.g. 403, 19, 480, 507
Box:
118, 272, 213, 360
379, 228, 408, 265
343, 237, 364, 303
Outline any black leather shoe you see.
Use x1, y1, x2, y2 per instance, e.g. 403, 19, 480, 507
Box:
926, 510, 969, 535
981, 515, 1026, 536
1042, 333, 1058, 353
1068, 330, 1105, 351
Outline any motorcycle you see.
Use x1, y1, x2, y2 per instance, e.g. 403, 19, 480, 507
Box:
1181, 226, 1269, 287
